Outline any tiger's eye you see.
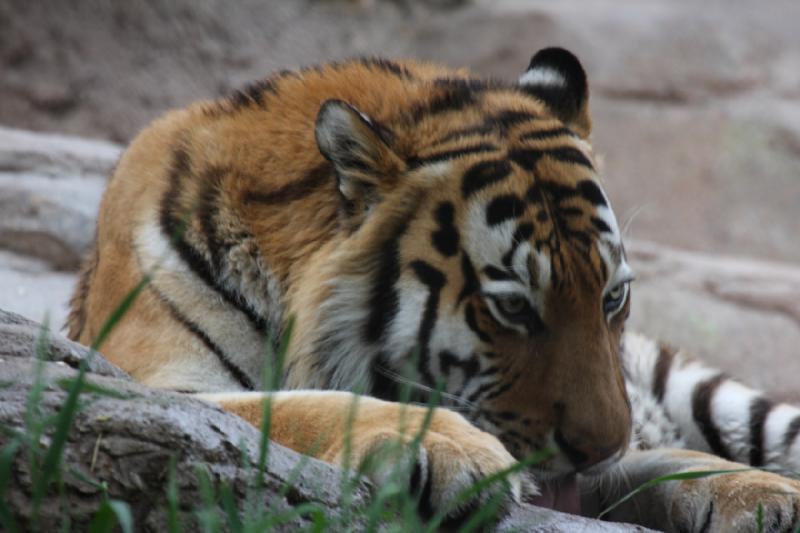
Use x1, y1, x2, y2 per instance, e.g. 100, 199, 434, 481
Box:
499, 294, 528, 316
603, 282, 629, 315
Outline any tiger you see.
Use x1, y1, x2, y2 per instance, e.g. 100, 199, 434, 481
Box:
67, 47, 800, 531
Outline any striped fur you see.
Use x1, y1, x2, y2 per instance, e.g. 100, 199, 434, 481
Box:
68, 48, 800, 528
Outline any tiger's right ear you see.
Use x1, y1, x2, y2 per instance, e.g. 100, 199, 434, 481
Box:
519, 47, 591, 138
315, 99, 402, 219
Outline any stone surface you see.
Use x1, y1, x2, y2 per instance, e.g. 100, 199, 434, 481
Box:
0, 307, 129, 379
627, 241, 800, 404
0, 250, 76, 330
0, 127, 119, 270
0, 311, 650, 532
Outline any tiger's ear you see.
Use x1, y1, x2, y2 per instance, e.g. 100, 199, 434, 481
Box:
519, 47, 591, 138
315, 99, 401, 219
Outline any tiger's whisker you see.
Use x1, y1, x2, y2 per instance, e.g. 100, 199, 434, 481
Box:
374, 366, 478, 411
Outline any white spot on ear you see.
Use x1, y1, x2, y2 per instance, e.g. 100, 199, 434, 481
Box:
519, 67, 567, 88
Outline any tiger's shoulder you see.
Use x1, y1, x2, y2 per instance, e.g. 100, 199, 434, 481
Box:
65, 57, 513, 386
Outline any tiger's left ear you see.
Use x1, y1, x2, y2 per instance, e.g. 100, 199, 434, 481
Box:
315, 99, 402, 220
519, 47, 591, 138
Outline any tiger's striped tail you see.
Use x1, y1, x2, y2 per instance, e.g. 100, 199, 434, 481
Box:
622, 331, 800, 477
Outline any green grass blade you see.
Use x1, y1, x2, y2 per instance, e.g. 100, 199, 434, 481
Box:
89, 499, 133, 533
756, 502, 764, 533
0, 440, 22, 533
107, 500, 134, 533
598, 468, 754, 519
166, 456, 181, 533
195, 465, 221, 533
219, 483, 243, 533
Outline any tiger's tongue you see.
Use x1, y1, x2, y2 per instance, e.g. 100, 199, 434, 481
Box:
528, 474, 581, 515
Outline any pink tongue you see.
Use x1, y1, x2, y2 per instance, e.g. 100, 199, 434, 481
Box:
528, 474, 581, 515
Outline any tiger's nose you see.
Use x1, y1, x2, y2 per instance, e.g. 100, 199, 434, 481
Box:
554, 429, 621, 472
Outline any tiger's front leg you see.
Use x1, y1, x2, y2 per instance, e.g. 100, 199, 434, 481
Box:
594, 448, 800, 532
197, 391, 533, 516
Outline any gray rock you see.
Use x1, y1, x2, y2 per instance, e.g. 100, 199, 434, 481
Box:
0, 307, 129, 379
0, 250, 76, 330
627, 240, 800, 403
0, 127, 118, 270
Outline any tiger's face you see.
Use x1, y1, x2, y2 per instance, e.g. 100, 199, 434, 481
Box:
310, 48, 632, 476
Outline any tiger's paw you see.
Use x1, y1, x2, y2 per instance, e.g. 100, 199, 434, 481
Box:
340, 406, 536, 519
670, 468, 800, 533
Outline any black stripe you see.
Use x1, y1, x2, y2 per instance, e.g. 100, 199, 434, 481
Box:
783, 415, 800, 450
439, 350, 479, 379
465, 302, 490, 343
364, 223, 408, 343
160, 148, 269, 334
229, 78, 277, 109
466, 379, 501, 404
358, 57, 413, 79
653, 344, 676, 402
483, 265, 515, 281
559, 207, 584, 218
483, 380, 515, 401
486, 194, 526, 226
692, 374, 733, 460
411, 81, 481, 122
410, 260, 447, 386
577, 179, 608, 207
494, 411, 520, 422
197, 167, 226, 270
543, 148, 592, 168
431, 202, 459, 257
479, 365, 500, 377
153, 287, 254, 390
538, 181, 579, 204
408, 143, 498, 169
369, 356, 400, 402
748, 397, 773, 466
461, 160, 511, 198
501, 223, 534, 270
510, 147, 593, 170
487, 110, 539, 130
509, 148, 543, 170
244, 163, 332, 205
591, 216, 612, 233
698, 501, 714, 533
519, 127, 576, 142
457, 252, 480, 304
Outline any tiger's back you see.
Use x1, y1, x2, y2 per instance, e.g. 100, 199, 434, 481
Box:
69, 59, 469, 388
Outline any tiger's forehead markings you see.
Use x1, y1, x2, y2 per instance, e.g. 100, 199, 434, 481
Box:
462, 160, 512, 199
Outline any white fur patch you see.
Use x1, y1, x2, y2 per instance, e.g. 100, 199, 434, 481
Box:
662, 359, 720, 454
710, 381, 759, 462
764, 404, 800, 472
135, 220, 271, 389
519, 67, 567, 88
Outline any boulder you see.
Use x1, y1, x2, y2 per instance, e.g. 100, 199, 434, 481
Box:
0, 127, 119, 270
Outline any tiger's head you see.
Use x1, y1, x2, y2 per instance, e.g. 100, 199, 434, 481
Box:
297, 48, 632, 478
